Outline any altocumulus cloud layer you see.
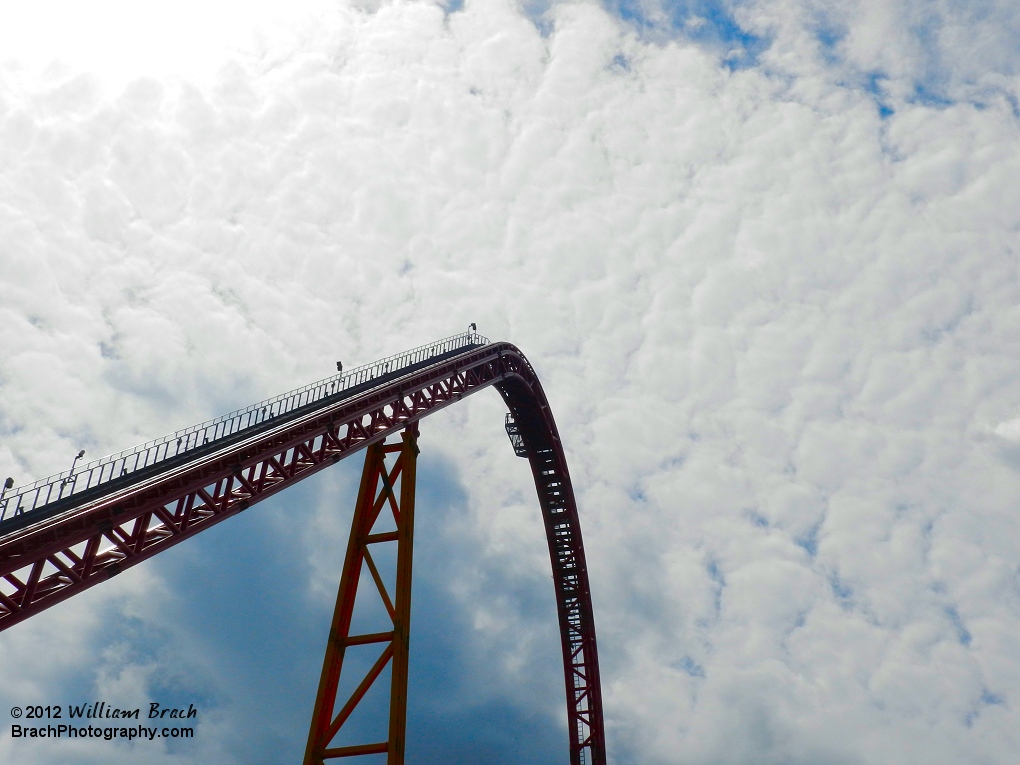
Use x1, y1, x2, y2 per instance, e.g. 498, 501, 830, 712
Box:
1, 0, 1020, 763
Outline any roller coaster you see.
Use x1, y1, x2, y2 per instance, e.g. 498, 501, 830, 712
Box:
0, 331, 606, 765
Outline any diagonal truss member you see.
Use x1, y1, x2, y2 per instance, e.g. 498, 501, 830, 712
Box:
304, 426, 419, 765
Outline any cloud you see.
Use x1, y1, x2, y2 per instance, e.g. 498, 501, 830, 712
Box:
1, 0, 1019, 763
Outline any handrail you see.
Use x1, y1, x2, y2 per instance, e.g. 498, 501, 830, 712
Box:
0, 331, 488, 524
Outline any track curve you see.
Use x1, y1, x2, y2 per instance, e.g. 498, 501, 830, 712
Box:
0, 340, 606, 765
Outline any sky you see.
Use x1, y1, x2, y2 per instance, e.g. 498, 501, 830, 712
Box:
0, 0, 1019, 763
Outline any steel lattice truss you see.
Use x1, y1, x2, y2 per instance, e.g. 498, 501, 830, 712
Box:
305, 431, 418, 764
0, 342, 606, 765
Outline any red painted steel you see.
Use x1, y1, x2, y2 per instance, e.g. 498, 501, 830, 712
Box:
0, 342, 606, 765
304, 428, 418, 765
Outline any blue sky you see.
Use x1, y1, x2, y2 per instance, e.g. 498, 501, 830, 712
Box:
1, 1, 1020, 763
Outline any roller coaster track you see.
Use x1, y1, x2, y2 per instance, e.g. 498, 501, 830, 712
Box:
0, 333, 606, 765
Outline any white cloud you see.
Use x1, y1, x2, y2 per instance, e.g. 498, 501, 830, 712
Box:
1, 0, 1019, 763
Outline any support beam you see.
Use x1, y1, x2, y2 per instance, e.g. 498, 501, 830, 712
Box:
304, 424, 419, 765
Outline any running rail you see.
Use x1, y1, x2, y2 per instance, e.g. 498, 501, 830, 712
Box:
0, 338, 606, 765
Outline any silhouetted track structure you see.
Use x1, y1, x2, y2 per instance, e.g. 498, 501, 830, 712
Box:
0, 332, 606, 765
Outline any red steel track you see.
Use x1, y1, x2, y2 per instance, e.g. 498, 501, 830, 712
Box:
0, 342, 606, 765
